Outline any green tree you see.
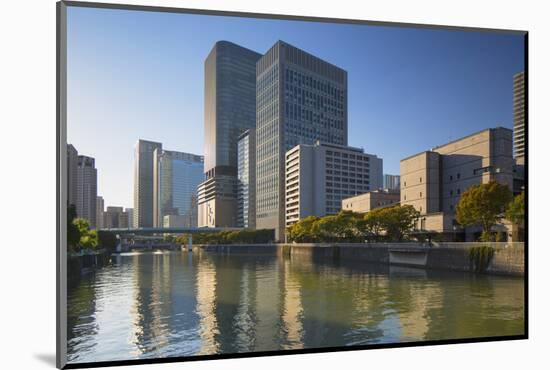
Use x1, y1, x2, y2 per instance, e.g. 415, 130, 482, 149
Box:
334, 210, 362, 241
381, 205, 420, 241
72, 218, 99, 251
361, 208, 388, 241
312, 215, 342, 242
287, 216, 319, 242
456, 181, 513, 241
506, 191, 525, 225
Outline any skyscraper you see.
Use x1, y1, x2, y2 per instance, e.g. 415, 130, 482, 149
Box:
76, 155, 97, 228
237, 129, 256, 229
513, 71, 525, 164
125, 208, 134, 228
383, 174, 401, 190
103, 206, 129, 229
96, 196, 104, 229
134, 139, 162, 228
256, 41, 348, 240
198, 41, 262, 228
153, 149, 204, 228
67, 144, 78, 208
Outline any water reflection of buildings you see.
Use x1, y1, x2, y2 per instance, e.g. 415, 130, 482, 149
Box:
66, 275, 99, 362
388, 266, 443, 341
195, 254, 220, 355
68, 252, 525, 363
280, 258, 304, 349
233, 268, 258, 352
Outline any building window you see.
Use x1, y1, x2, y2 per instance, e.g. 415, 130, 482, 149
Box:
450, 190, 453, 196
450, 175, 453, 181
419, 177, 422, 183
457, 188, 461, 195
404, 194, 406, 200
420, 192, 422, 198
457, 173, 461, 179
450, 204, 454, 210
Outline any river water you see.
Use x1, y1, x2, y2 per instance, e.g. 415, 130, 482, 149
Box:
67, 250, 524, 364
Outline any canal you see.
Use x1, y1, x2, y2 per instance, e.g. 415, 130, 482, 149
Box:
67, 250, 524, 364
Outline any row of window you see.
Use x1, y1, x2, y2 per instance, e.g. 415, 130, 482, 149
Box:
326, 157, 370, 166
327, 170, 370, 178
326, 176, 370, 184
284, 67, 344, 102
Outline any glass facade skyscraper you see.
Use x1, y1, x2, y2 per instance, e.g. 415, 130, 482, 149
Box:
134, 139, 162, 228
237, 129, 256, 229
383, 174, 401, 191
154, 149, 204, 228
198, 41, 261, 227
256, 41, 348, 240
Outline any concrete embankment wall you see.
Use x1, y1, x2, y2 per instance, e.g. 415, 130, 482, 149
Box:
195, 242, 524, 277
195, 244, 279, 255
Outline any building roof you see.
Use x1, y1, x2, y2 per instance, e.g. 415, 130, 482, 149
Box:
400, 127, 512, 162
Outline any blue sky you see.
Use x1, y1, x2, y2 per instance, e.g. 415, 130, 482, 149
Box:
67, 6, 524, 209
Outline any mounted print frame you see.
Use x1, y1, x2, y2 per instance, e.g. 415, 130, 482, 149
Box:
57, 1, 528, 368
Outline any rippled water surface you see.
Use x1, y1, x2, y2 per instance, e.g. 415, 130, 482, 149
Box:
67, 250, 524, 364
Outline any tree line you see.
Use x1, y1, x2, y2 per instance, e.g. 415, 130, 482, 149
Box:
173, 229, 275, 245
288, 182, 524, 243
287, 205, 420, 243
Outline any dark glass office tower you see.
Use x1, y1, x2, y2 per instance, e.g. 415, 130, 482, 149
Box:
198, 41, 261, 227
255, 41, 348, 240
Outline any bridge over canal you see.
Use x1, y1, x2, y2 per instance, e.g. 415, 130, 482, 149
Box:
102, 227, 242, 252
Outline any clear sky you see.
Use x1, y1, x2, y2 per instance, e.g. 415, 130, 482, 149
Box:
67, 6, 524, 209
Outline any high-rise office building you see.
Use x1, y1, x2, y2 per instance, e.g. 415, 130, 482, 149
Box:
256, 41, 348, 240
67, 144, 78, 208
104, 206, 129, 229
125, 208, 134, 228
153, 149, 204, 228
134, 139, 162, 228
237, 129, 256, 229
285, 142, 381, 226
513, 71, 525, 164
96, 196, 104, 229
198, 41, 261, 228
76, 155, 97, 228
383, 174, 400, 190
